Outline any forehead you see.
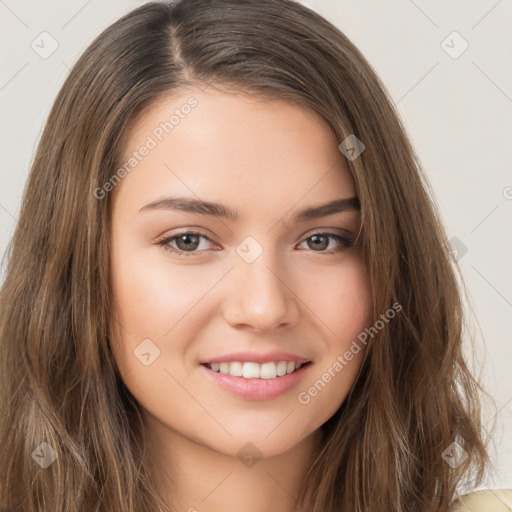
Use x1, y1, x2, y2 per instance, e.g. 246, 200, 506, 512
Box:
113, 87, 355, 213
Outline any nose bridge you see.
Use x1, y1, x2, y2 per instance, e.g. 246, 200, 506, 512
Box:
223, 234, 299, 331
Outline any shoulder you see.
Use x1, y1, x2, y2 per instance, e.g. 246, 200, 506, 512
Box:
451, 489, 512, 511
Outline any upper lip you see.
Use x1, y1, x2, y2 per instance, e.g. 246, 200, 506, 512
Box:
201, 351, 311, 365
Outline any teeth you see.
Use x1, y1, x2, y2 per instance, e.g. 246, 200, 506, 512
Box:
260, 362, 277, 379
276, 361, 287, 376
229, 361, 243, 377
206, 360, 308, 379
242, 362, 260, 379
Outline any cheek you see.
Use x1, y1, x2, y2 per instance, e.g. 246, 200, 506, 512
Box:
298, 255, 372, 345
110, 248, 223, 343
108, 249, 215, 403
293, 258, 371, 418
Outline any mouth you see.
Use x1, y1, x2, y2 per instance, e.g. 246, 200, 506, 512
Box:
199, 359, 313, 400
201, 360, 312, 379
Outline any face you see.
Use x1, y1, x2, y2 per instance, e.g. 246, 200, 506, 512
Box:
109, 86, 373, 460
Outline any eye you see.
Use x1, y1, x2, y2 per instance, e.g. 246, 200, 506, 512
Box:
156, 231, 215, 256
156, 229, 354, 257
297, 231, 354, 253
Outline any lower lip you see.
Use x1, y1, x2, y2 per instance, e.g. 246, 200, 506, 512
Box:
199, 362, 312, 401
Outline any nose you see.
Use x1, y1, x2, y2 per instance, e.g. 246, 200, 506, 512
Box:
221, 247, 301, 333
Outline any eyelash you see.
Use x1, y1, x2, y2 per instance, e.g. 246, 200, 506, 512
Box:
155, 229, 354, 257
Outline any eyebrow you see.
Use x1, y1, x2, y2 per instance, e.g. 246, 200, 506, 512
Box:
138, 195, 360, 223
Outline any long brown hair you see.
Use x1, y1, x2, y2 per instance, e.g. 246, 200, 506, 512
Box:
0, 1, 491, 510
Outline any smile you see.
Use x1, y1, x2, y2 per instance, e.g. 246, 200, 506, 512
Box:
200, 360, 313, 400
203, 360, 308, 379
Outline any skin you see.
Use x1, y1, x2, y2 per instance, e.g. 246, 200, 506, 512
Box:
109, 86, 373, 512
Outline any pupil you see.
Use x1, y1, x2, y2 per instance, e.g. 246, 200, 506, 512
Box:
178, 234, 199, 251
310, 235, 327, 250
175, 234, 330, 252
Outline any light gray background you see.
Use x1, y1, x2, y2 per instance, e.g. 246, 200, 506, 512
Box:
1, 0, 511, 492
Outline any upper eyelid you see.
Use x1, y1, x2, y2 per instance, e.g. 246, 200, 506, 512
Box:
158, 226, 353, 241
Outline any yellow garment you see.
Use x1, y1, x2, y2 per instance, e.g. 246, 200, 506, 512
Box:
452, 489, 512, 511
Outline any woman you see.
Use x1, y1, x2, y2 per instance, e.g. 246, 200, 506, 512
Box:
0, 1, 509, 511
